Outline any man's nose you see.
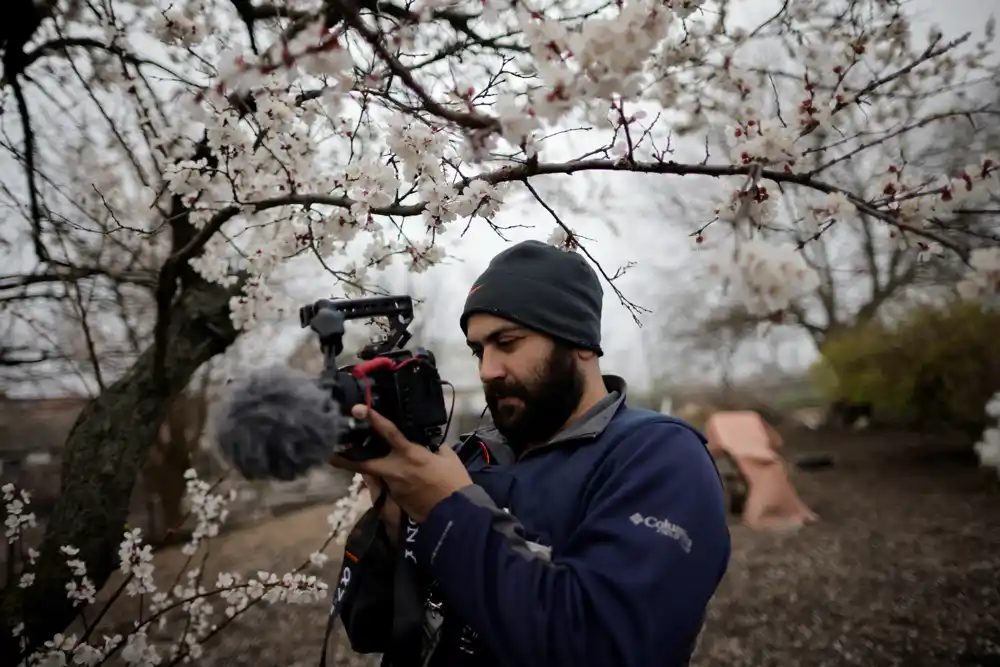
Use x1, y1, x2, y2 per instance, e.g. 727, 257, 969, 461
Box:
478, 349, 506, 383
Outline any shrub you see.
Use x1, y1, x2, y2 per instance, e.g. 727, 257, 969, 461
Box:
812, 301, 1000, 432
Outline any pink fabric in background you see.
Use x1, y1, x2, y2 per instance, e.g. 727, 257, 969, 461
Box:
705, 411, 819, 531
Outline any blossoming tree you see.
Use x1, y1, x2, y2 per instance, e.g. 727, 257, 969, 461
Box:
1, 0, 998, 663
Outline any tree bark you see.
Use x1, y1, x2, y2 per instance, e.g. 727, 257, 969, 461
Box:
142, 391, 210, 546
0, 277, 240, 662
151, 410, 196, 546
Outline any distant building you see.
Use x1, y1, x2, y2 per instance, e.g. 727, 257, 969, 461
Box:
0, 396, 86, 511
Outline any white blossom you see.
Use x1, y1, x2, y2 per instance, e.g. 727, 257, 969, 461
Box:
707, 237, 822, 318
4, 485, 38, 543
957, 246, 1000, 304
5, 468, 330, 666
975, 393, 1000, 479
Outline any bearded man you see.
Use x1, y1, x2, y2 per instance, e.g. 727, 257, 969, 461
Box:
332, 240, 731, 667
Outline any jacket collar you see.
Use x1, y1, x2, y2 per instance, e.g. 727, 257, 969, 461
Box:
467, 375, 628, 460
548, 375, 627, 445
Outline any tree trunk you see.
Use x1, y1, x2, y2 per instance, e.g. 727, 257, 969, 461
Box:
0, 278, 239, 662
152, 423, 195, 546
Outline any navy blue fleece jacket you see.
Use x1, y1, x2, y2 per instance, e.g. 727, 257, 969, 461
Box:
412, 380, 730, 667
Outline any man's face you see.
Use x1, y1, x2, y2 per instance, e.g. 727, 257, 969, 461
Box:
465, 314, 584, 447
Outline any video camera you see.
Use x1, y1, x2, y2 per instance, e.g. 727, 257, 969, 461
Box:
298, 295, 450, 462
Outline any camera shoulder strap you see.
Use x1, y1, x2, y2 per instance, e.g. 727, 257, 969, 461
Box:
322, 432, 515, 667
318, 492, 387, 667
390, 511, 425, 650
387, 437, 486, 664
456, 433, 515, 468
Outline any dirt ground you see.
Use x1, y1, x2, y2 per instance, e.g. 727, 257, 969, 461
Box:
94, 426, 1000, 667
697, 427, 1000, 667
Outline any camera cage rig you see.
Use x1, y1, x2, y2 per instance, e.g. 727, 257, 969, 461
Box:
297, 295, 450, 457
298, 295, 416, 363
305, 298, 450, 667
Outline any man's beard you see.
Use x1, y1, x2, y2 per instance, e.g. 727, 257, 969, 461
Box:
483, 344, 585, 451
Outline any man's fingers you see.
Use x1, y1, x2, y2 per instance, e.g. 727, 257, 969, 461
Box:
330, 453, 390, 478
329, 454, 364, 473
351, 404, 412, 453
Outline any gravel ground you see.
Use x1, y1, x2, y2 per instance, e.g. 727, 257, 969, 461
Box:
91, 427, 1000, 667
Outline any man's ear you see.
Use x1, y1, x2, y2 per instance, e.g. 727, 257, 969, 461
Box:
575, 349, 597, 361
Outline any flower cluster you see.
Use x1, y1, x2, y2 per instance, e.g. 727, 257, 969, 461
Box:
974, 393, 1000, 478
3, 484, 37, 544
546, 226, 581, 252
54, 0, 978, 333
179, 469, 235, 556
5, 469, 333, 666
803, 192, 857, 234
325, 473, 371, 547
729, 120, 799, 171
958, 247, 1000, 305
706, 237, 821, 319
873, 159, 998, 231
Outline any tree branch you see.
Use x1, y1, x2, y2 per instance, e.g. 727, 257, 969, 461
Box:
0, 267, 156, 293
521, 178, 648, 322
334, 0, 498, 132
232, 158, 965, 253
16, 37, 192, 86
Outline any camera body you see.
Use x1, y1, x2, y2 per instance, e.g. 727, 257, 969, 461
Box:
300, 295, 449, 462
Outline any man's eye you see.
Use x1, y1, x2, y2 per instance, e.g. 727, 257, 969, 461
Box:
496, 338, 518, 350
470, 348, 483, 359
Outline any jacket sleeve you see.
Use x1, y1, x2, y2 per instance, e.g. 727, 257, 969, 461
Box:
412, 421, 731, 667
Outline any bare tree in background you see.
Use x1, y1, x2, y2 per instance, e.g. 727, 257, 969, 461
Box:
656, 82, 1000, 360
0, 204, 219, 547
643, 263, 800, 395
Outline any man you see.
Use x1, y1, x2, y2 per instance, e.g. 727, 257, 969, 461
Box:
332, 239, 731, 667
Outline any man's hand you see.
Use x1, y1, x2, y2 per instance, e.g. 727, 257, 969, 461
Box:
332, 405, 474, 523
